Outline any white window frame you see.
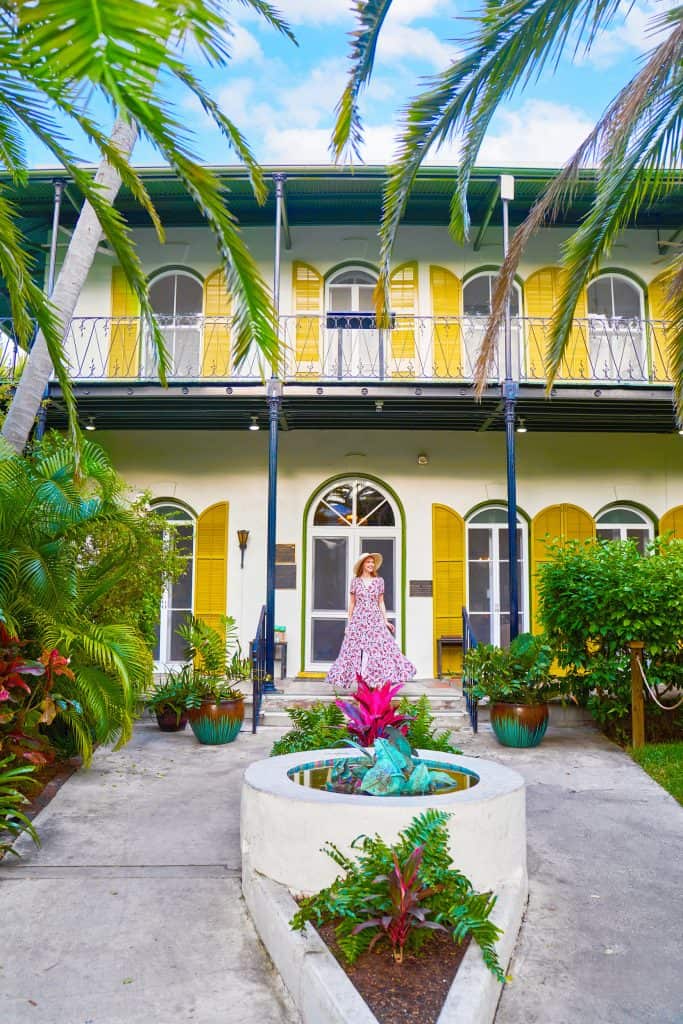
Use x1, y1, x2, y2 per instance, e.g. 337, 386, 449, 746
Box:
466, 504, 529, 646
595, 504, 653, 553
586, 274, 646, 381
324, 266, 380, 378
146, 269, 204, 378
151, 502, 196, 671
462, 272, 523, 380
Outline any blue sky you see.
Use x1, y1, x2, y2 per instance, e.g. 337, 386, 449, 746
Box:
26, 0, 675, 169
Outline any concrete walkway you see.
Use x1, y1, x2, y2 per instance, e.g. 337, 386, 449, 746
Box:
0, 723, 298, 1024
1, 718, 681, 1024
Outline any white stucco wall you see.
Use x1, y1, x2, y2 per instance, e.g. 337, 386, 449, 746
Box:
98, 427, 683, 678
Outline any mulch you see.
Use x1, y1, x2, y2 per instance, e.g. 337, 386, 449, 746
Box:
316, 921, 470, 1024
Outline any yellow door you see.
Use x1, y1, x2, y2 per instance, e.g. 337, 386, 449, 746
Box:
432, 503, 466, 675
524, 267, 588, 380
194, 502, 229, 635
430, 266, 462, 378
202, 269, 231, 377
531, 503, 594, 630
108, 267, 140, 377
648, 271, 673, 382
659, 506, 683, 539
390, 262, 418, 376
292, 261, 323, 376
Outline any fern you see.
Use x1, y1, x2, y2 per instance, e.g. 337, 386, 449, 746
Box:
291, 810, 506, 980
270, 702, 347, 756
400, 695, 462, 754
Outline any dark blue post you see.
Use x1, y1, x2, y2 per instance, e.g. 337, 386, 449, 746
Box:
264, 380, 282, 693
501, 176, 519, 642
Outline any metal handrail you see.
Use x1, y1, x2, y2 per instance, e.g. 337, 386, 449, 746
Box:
250, 604, 267, 734
462, 607, 479, 733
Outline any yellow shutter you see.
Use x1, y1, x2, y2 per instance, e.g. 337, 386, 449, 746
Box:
202, 268, 231, 377
293, 261, 322, 371
531, 503, 594, 630
108, 266, 140, 377
648, 271, 673, 382
659, 506, 683, 539
194, 501, 229, 635
390, 262, 417, 370
524, 267, 588, 380
432, 503, 466, 675
430, 266, 462, 377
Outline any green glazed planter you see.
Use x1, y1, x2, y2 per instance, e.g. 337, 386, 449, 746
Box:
489, 702, 549, 748
188, 698, 244, 745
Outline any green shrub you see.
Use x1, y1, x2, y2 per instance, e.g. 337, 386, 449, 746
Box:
291, 809, 506, 980
538, 538, 683, 739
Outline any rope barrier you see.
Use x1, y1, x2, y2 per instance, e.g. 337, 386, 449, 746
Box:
636, 656, 683, 711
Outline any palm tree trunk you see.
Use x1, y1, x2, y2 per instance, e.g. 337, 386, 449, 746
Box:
1, 115, 139, 452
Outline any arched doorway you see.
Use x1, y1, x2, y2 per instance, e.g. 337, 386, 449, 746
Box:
467, 504, 528, 646
305, 476, 402, 670
151, 502, 196, 667
147, 269, 204, 376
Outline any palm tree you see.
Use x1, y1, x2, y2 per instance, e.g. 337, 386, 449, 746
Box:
0, 0, 295, 452
333, 1, 683, 412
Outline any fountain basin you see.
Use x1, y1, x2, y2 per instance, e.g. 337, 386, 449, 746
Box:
241, 748, 526, 895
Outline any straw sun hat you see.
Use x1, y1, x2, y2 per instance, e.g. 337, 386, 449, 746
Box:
354, 552, 383, 576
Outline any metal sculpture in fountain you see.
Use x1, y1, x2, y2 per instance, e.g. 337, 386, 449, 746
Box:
327, 727, 455, 797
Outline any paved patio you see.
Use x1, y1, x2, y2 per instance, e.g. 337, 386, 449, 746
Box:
1, 717, 681, 1023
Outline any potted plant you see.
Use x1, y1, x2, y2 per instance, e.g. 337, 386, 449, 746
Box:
463, 632, 561, 747
145, 667, 193, 732
180, 616, 246, 745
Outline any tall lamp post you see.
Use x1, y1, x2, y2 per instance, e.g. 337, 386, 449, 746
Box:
35, 178, 66, 441
500, 174, 520, 643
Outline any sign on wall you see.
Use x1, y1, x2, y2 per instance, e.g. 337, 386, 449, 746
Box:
409, 580, 433, 597
275, 544, 296, 589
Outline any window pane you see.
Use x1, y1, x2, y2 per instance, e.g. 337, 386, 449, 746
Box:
469, 613, 491, 645
155, 504, 192, 520
611, 278, 640, 319
328, 286, 353, 312
332, 270, 375, 285
598, 508, 646, 525
312, 619, 347, 662
357, 485, 394, 526
469, 529, 491, 560
499, 560, 522, 613
463, 276, 491, 316
597, 528, 621, 543
314, 484, 353, 525
361, 537, 395, 611
587, 278, 613, 318
175, 274, 203, 315
313, 538, 347, 610
170, 562, 193, 608
171, 328, 201, 376
170, 610, 189, 661
468, 561, 490, 613
469, 507, 508, 525
174, 523, 194, 558
626, 528, 648, 554
359, 286, 375, 309
150, 276, 174, 316
499, 528, 523, 562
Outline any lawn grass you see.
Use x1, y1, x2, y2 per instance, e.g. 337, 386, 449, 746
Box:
631, 742, 683, 805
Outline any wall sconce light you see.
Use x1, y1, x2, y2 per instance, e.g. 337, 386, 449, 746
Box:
84, 416, 96, 432
249, 416, 260, 431
417, 453, 429, 466
516, 418, 527, 433
237, 529, 250, 568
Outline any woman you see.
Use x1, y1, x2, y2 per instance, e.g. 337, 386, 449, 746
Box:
326, 552, 416, 689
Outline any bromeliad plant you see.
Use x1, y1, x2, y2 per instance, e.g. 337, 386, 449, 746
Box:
335, 677, 411, 746
291, 809, 506, 979
328, 727, 456, 797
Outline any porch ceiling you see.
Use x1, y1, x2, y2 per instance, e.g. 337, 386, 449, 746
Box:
46, 381, 680, 434
7, 165, 683, 230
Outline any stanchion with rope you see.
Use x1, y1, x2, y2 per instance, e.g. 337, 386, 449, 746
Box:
626, 640, 683, 750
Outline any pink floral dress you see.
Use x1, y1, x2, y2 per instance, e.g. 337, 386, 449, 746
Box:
326, 576, 417, 689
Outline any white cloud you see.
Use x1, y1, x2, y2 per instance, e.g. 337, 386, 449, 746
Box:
228, 22, 264, 63
262, 0, 352, 26
476, 101, 595, 168
376, 23, 459, 69
576, 0, 677, 68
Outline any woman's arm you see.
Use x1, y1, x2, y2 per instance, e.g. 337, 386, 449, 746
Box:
379, 595, 395, 633
346, 592, 356, 629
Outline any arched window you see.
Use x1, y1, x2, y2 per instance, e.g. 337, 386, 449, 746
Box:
586, 274, 645, 381
151, 502, 196, 666
306, 477, 400, 669
462, 272, 522, 378
467, 505, 528, 645
325, 267, 379, 377
596, 505, 653, 554
148, 270, 203, 377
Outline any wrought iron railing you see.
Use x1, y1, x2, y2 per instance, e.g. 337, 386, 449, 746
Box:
462, 607, 479, 734
0, 314, 674, 386
250, 604, 267, 734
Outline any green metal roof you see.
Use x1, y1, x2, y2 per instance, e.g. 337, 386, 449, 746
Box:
6, 165, 683, 231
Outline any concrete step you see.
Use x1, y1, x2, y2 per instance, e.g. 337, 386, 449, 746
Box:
244, 707, 469, 732
247, 690, 462, 712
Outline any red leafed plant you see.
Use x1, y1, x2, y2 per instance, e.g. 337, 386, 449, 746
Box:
352, 844, 445, 963
335, 676, 411, 746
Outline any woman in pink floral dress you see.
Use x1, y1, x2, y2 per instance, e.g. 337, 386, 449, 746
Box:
326, 553, 416, 689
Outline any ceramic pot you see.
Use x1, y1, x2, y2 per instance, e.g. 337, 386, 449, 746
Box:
188, 698, 244, 745
489, 701, 549, 748
155, 708, 188, 732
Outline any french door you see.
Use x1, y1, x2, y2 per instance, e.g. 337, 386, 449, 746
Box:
307, 478, 400, 670
467, 507, 527, 646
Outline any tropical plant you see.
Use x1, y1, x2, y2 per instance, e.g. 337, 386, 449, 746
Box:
333, 2, 683, 414
327, 727, 457, 797
538, 537, 683, 738
0, 755, 40, 857
0, 0, 295, 451
463, 632, 560, 705
179, 615, 244, 702
335, 677, 411, 746
144, 666, 193, 725
291, 809, 506, 981
0, 433, 153, 762
397, 694, 460, 755
270, 702, 348, 756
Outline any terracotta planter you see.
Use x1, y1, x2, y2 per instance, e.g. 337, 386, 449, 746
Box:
155, 707, 188, 732
489, 702, 549, 748
188, 697, 244, 745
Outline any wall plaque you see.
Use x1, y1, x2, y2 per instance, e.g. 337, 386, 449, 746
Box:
409, 579, 433, 597
275, 563, 297, 589
275, 544, 296, 564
